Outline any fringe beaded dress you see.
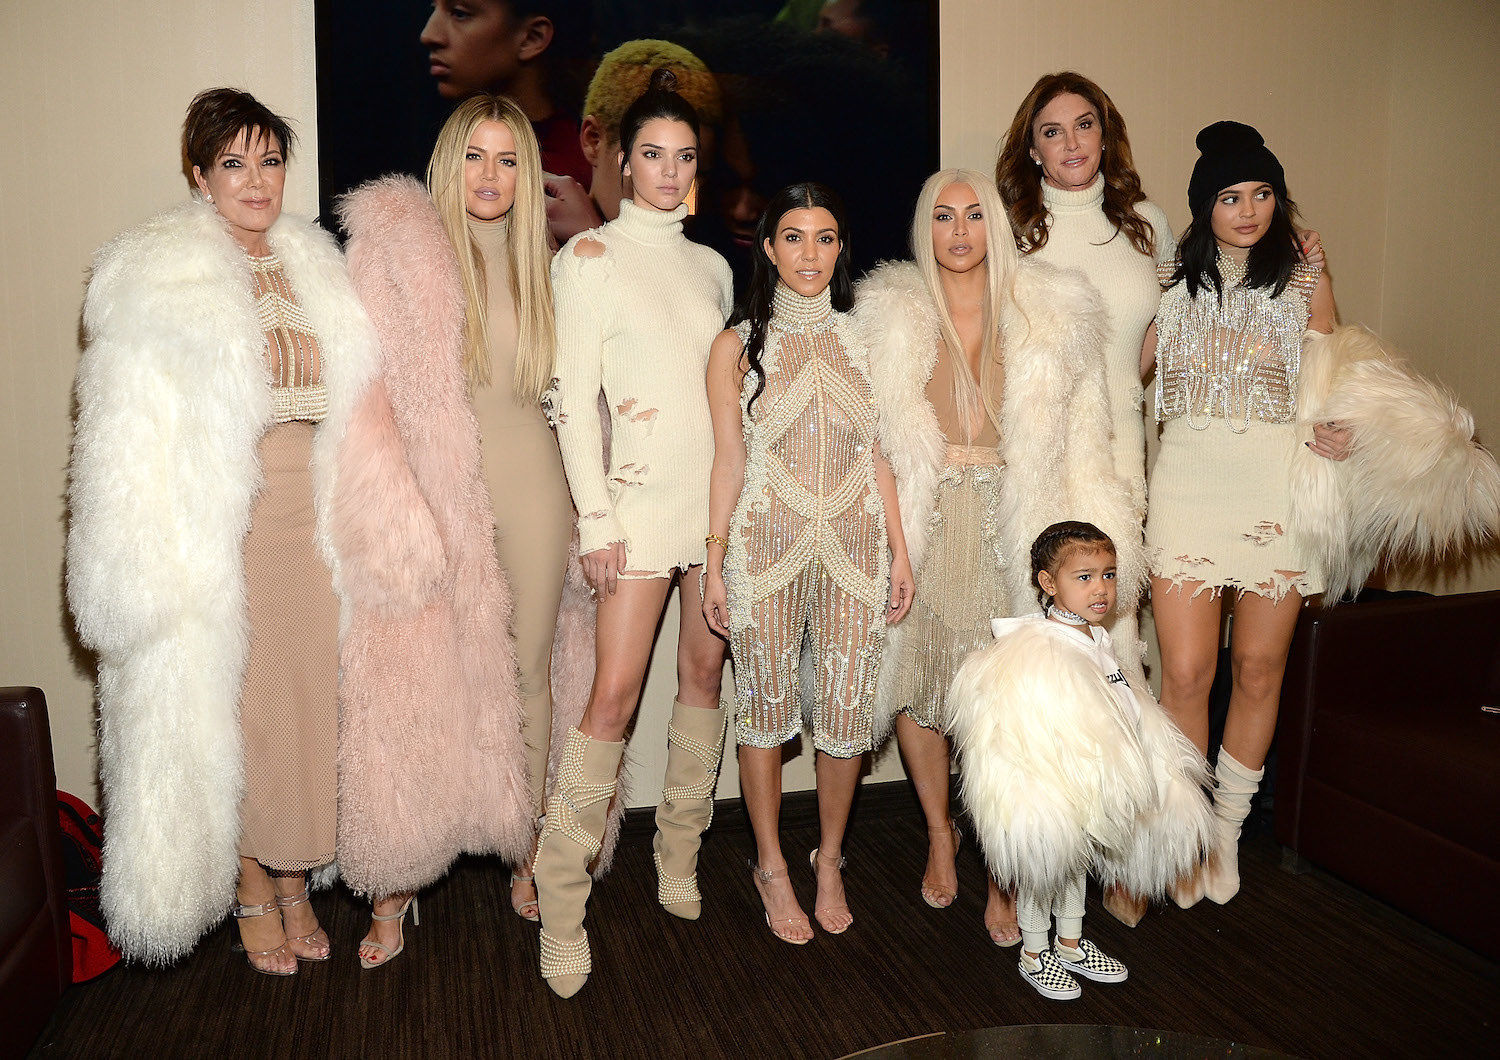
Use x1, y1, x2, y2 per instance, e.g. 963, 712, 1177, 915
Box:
724, 284, 888, 758
888, 352, 1006, 733
1146, 255, 1323, 599
238, 252, 339, 872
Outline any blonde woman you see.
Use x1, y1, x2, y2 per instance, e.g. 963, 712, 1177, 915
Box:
856, 168, 1139, 948
338, 94, 568, 966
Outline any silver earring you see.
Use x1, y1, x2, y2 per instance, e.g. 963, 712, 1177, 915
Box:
205, 193, 213, 203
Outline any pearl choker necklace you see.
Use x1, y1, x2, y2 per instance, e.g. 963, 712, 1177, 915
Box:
771, 282, 833, 329
1046, 603, 1089, 626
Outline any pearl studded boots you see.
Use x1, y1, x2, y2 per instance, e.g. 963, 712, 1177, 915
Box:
534, 726, 623, 999
653, 701, 728, 920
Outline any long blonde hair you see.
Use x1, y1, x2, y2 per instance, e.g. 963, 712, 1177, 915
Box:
910, 169, 1016, 441
427, 95, 555, 402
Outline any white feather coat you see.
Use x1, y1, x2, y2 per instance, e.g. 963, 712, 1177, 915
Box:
855, 260, 1146, 739
948, 614, 1213, 898
66, 201, 380, 964
1290, 325, 1500, 599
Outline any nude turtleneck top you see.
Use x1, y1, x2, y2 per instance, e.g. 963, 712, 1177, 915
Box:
467, 214, 548, 433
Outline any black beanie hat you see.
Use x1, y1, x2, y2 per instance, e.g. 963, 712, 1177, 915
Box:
1187, 121, 1286, 217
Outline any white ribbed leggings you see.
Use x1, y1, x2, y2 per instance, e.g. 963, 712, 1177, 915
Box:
1017, 870, 1086, 954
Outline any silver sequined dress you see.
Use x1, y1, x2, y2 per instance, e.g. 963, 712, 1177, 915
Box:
1146, 254, 1323, 599
725, 284, 888, 757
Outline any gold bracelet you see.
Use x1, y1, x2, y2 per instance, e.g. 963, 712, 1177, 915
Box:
705, 534, 729, 550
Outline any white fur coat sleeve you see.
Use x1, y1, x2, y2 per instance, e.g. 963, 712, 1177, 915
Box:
67, 202, 378, 964
1290, 325, 1500, 599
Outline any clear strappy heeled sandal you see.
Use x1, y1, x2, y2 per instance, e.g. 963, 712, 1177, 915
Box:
749, 860, 813, 945
275, 886, 331, 961
232, 899, 297, 977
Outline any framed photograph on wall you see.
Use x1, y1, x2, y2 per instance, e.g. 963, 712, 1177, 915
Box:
314, 1, 937, 286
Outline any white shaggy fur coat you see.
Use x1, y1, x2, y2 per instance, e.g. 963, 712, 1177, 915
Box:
1290, 325, 1500, 599
67, 202, 381, 964
855, 260, 1145, 739
949, 615, 1213, 898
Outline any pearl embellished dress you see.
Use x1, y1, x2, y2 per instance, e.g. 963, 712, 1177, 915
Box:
725, 284, 888, 757
238, 252, 338, 872
1145, 255, 1323, 599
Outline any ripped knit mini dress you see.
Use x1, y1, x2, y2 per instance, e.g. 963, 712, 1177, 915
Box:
551, 199, 733, 577
1145, 255, 1323, 600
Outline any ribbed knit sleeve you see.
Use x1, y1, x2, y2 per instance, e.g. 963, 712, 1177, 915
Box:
551, 242, 626, 555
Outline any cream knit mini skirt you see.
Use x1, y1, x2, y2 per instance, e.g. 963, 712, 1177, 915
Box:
1146, 417, 1322, 601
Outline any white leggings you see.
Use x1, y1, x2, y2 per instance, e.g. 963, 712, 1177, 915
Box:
1017, 870, 1086, 954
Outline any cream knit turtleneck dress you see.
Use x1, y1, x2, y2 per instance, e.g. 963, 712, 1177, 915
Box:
1030, 176, 1176, 517
551, 199, 734, 577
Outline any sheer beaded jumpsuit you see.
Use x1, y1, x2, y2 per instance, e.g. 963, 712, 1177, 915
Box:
725, 283, 889, 757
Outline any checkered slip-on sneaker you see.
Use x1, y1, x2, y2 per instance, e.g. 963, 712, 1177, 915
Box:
1018, 949, 1082, 1001
1055, 938, 1129, 983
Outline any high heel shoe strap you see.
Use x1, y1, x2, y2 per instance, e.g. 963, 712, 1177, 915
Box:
371, 895, 418, 925
232, 899, 279, 918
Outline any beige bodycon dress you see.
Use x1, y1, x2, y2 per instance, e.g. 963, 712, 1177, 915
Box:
469, 217, 573, 817
238, 253, 339, 872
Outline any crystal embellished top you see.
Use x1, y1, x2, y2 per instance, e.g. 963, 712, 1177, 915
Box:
1154, 253, 1320, 432
726, 283, 887, 623
249, 253, 328, 423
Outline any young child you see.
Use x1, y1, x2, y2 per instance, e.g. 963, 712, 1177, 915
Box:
949, 521, 1214, 1000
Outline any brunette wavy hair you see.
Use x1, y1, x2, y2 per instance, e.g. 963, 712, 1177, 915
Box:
995, 72, 1155, 257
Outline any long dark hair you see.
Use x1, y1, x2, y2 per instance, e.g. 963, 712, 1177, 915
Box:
729, 182, 854, 413
1171, 189, 1302, 302
1030, 521, 1115, 608
995, 72, 1155, 257
617, 67, 700, 172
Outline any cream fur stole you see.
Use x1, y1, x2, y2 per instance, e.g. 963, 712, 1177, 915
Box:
1290, 325, 1500, 599
67, 202, 380, 964
856, 260, 1144, 739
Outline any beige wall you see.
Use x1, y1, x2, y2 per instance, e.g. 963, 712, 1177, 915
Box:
5, 0, 1498, 809
0, 0, 318, 803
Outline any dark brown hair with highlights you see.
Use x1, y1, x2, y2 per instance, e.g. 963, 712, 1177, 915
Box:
995, 72, 1154, 257
182, 87, 296, 175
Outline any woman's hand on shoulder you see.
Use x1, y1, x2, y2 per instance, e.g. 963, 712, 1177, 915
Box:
1297, 229, 1326, 268
887, 551, 914, 625
544, 173, 604, 251
581, 541, 626, 596
1308, 421, 1353, 461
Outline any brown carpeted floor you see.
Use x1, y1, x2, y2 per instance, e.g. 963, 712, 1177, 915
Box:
30, 783, 1499, 1059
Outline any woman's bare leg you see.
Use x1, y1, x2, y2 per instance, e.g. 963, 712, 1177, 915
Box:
580, 578, 675, 740
1151, 577, 1225, 755
741, 744, 813, 941
811, 750, 862, 933
895, 713, 960, 907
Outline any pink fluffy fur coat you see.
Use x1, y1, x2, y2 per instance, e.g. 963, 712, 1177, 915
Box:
338, 177, 624, 885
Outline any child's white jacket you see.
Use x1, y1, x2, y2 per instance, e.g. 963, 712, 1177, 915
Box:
949, 614, 1214, 899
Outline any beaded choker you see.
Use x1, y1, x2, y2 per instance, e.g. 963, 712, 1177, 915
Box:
770, 282, 833, 330
1217, 249, 1248, 288
1046, 603, 1089, 626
